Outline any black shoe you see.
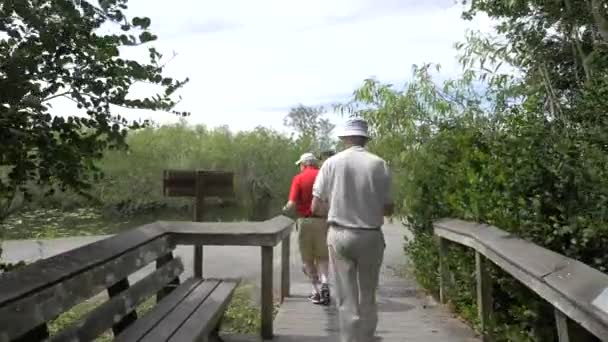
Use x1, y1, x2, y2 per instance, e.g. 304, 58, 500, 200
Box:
309, 292, 321, 304
320, 284, 330, 305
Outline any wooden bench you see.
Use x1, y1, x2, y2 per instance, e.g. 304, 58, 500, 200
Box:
0, 224, 239, 342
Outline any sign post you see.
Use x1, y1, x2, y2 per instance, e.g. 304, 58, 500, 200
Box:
163, 170, 234, 278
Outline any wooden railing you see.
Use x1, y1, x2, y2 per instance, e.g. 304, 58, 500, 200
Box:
434, 219, 608, 342
0, 215, 294, 341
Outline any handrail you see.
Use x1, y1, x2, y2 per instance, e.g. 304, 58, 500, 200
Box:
0, 215, 295, 340
434, 218, 608, 342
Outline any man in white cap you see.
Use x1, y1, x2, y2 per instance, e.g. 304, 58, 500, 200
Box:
283, 152, 331, 305
311, 118, 393, 342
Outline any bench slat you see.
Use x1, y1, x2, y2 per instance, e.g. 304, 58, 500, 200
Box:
0, 222, 167, 308
114, 278, 203, 342
50, 257, 184, 342
167, 280, 239, 342
0, 235, 175, 341
138, 280, 221, 342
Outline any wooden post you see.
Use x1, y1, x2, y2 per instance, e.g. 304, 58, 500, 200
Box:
475, 251, 493, 342
281, 234, 291, 301
107, 279, 137, 335
193, 171, 205, 279
555, 308, 571, 342
261, 246, 274, 339
162, 169, 234, 280
438, 236, 449, 304
156, 252, 180, 301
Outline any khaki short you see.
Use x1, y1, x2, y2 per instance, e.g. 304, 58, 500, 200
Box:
298, 217, 329, 264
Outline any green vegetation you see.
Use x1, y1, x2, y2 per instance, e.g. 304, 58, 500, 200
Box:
339, 2, 608, 340
4, 0, 608, 340
0, 0, 188, 223
2, 119, 332, 234
220, 283, 280, 335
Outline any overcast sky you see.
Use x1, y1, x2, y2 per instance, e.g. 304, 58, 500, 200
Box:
52, 0, 496, 134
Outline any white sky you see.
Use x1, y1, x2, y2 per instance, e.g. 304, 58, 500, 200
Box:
51, 0, 496, 135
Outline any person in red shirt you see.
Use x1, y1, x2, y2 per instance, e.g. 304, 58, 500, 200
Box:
283, 152, 330, 305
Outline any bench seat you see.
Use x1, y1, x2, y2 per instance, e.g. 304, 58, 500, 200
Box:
116, 278, 239, 342
0, 229, 239, 342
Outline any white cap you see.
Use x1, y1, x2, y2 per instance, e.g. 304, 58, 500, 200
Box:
295, 152, 317, 165
338, 118, 370, 138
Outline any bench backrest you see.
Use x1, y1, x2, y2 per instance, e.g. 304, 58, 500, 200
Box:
0, 222, 181, 342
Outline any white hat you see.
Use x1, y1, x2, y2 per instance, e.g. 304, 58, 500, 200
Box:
295, 152, 317, 165
338, 118, 370, 138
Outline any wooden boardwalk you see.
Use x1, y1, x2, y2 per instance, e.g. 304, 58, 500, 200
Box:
225, 273, 479, 341
223, 222, 479, 341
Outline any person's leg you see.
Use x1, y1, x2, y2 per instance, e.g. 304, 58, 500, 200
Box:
355, 230, 385, 340
328, 227, 359, 342
312, 219, 331, 304
317, 259, 329, 284
298, 218, 320, 297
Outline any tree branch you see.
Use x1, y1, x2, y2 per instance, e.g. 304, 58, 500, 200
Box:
565, 0, 592, 82
590, 0, 608, 42
42, 91, 72, 103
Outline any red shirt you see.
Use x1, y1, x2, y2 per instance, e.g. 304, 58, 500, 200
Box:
288, 166, 319, 217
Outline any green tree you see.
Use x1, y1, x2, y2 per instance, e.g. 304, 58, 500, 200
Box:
283, 104, 335, 152
461, 0, 608, 121
342, 18, 608, 339
0, 0, 188, 220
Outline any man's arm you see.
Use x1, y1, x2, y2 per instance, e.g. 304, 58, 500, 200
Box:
311, 196, 328, 216
312, 163, 329, 217
283, 176, 300, 215
383, 161, 394, 217
384, 203, 395, 216
283, 200, 296, 213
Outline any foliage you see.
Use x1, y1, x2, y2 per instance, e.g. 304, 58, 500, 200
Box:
220, 282, 280, 334
7, 121, 305, 222
0, 207, 191, 239
342, 16, 608, 338
97, 121, 302, 220
284, 104, 336, 153
0, 0, 188, 222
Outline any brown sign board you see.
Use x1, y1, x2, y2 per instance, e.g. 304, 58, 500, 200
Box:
163, 170, 234, 198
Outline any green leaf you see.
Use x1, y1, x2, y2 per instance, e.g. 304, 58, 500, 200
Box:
132, 17, 152, 29
139, 31, 157, 43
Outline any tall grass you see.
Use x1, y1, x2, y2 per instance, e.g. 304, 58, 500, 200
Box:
18, 121, 306, 221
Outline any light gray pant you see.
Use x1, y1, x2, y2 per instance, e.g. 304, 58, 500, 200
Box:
328, 225, 385, 342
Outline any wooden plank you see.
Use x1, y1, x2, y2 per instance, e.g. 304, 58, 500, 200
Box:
545, 259, 608, 319
10, 324, 48, 342
438, 236, 449, 304
555, 308, 571, 342
166, 280, 239, 342
475, 251, 493, 342
435, 219, 568, 278
194, 246, 204, 278
165, 215, 295, 247
139, 280, 220, 342
163, 170, 233, 198
164, 184, 233, 198
108, 278, 138, 335
261, 246, 274, 339
156, 252, 181, 302
194, 171, 205, 278
434, 219, 608, 340
50, 258, 184, 342
0, 236, 174, 341
114, 278, 202, 342
0, 222, 166, 308
281, 235, 291, 301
